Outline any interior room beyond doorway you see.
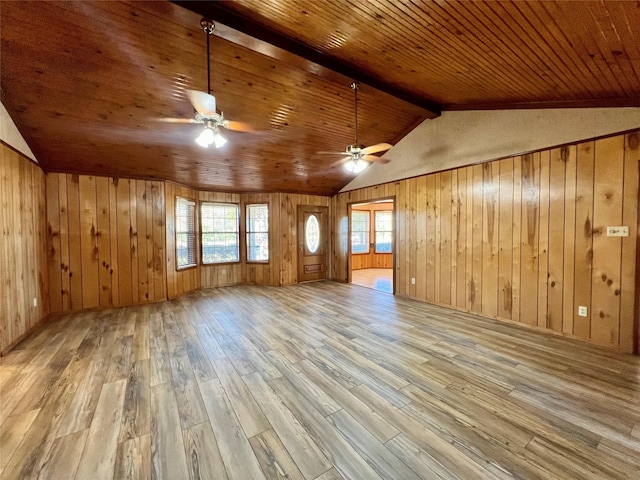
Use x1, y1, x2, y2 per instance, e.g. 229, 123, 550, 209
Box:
349, 199, 394, 294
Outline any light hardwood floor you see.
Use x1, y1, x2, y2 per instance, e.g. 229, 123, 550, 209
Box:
1, 281, 639, 479
351, 268, 393, 294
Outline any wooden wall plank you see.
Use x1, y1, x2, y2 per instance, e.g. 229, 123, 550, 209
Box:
152, 181, 166, 301
620, 133, 639, 352
537, 151, 550, 329
46, 172, 62, 313
58, 174, 70, 312
455, 168, 467, 309
497, 158, 513, 320
129, 180, 139, 303
65, 175, 83, 311
426, 175, 436, 302
547, 148, 566, 332
481, 162, 498, 318
79, 175, 99, 309
96, 176, 112, 306
108, 178, 119, 306
450, 171, 458, 305
416, 177, 427, 300
137, 180, 149, 302
511, 157, 522, 323
573, 142, 595, 339
470, 165, 483, 313
520, 153, 540, 326
408, 177, 418, 299
465, 166, 474, 311
439, 172, 451, 305
562, 146, 577, 335
434, 174, 442, 303
117, 179, 133, 305
591, 136, 625, 346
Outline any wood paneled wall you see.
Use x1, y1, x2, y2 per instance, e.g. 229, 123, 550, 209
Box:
46, 173, 166, 313
332, 131, 640, 352
166, 186, 330, 298
1, 144, 48, 352
351, 203, 394, 270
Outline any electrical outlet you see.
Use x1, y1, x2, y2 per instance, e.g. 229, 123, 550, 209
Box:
411, 277, 416, 285
33, 298, 37, 307
221, 268, 226, 274
607, 226, 629, 237
578, 306, 588, 317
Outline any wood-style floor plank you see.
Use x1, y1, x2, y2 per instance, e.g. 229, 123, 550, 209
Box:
0, 281, 639, 479
76, 379, 127, 480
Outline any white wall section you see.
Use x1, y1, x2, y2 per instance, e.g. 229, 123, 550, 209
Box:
1, 101, 37, 162
342, 107, 640, 192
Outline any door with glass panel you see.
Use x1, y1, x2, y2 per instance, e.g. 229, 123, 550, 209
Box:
297, 205, 328, 282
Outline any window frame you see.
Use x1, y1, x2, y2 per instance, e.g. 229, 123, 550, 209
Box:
374, 210, 393, 254
200, 202, 241, 265
175, 196, 197, 271
245, 203, 270, 263
350, 210, 370, 255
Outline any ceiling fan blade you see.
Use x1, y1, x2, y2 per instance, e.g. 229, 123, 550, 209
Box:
223, 120, 255, 133
363, 154, 390, 164
155, 117, 200, 124
316, 151, 349, 155
361, 143, 393, 155
186, 89, 217, 116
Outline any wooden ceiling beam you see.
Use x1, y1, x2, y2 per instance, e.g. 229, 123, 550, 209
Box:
444, 97, 640, 111
171, 0, 441, 118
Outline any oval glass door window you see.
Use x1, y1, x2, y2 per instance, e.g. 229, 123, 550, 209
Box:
305, 215, 320, 253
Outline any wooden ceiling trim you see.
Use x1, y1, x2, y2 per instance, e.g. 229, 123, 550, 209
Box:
171, 0, 441, 116
443, 97, 640, 111
512, 2, 608, 97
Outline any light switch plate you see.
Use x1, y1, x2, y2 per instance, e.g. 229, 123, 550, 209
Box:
578, 306, 588, 317
607, 226, 629, 237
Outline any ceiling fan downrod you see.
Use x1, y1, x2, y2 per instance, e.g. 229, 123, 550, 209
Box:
351, 81, 360, 148
200, 19, 215, 96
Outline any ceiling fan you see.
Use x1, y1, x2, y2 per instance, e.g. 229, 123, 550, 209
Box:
316, 82, 393, 173
160, 19, 253, 148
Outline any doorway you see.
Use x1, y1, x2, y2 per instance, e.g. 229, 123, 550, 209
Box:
297, 205, 328, 282
349, 199, 395, 294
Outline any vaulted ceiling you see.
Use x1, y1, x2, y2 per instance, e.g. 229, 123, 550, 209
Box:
2, 1, 639, 195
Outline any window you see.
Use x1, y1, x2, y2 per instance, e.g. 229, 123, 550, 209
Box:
246, 204, 269, 262
176, 197, 196, 269
201, 203, 239, 264
351, 210, 370, 254
375, 210, 393, 253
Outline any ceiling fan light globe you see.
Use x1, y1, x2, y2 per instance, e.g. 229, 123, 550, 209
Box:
344, 158, 368, 174
213, 131, 227, 148
196, 127, 215, 147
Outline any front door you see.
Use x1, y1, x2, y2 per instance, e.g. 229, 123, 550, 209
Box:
297, 205, 328, 282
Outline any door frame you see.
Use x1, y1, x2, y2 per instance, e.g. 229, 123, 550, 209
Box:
347, 196, 396, 294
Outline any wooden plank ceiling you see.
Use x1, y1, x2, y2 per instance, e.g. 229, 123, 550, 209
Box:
2, 1, 639, 195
